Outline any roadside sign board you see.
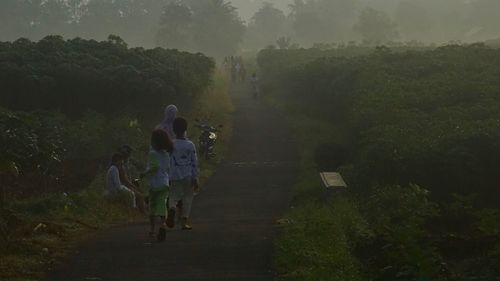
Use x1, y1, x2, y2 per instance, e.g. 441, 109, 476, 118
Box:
320, 172, 347, 189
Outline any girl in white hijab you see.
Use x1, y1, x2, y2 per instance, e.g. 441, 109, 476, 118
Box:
156, 104, 178, 139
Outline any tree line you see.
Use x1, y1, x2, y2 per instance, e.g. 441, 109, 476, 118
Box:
2, 0, 500, 56
0, 35, 214, 117
0, 0, 245, 57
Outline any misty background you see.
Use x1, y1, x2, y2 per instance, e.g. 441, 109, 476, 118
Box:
1, 0, 500, 57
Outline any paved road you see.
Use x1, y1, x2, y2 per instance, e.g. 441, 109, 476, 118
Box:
48, 83, 298, 281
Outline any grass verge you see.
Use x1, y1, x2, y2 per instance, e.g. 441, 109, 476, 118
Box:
270, 101, 368, 281
188, 71, 234, 186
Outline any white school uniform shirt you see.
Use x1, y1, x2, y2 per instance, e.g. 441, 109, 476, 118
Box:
170, 138, 199, 181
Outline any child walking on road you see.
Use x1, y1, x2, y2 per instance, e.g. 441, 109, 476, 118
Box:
167, 117, 199, 230
143, 129, 173, 241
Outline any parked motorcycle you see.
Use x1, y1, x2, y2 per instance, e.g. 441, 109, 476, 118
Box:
195, 119, 223, 160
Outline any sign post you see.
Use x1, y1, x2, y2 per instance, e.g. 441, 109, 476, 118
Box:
319, 172, 347, 199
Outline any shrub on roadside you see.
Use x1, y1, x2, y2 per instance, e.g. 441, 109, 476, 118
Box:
262, 44, 500, 280
276, 197, 369, 281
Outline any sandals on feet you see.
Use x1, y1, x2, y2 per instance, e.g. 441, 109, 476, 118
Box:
180, 218, 192, 230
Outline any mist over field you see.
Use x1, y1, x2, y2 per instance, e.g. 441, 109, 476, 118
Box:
2, 0, 500, 56
2, 1, 500, 281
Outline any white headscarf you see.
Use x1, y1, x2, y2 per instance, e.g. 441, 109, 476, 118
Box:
157, 104, 178, 139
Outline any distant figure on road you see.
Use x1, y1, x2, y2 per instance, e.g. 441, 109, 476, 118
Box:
235, 62, 241, 77
105, 153, 137, 209
143, 129, 173, 241
223, 57, 230, 73
250, 73, 259, 98
157, 104, 178, 139
240, 64, 247, 82
231, 62, 237, 83
167, 117, 200, 230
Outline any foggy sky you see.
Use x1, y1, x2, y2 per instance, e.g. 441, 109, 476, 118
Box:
1, 0, 499, 52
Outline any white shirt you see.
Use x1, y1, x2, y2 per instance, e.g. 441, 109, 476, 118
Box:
170, 138, 199, 181
106, 165, 122, 193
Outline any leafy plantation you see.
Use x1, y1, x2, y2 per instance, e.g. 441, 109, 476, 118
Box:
0, 35, 214, 117
0, 35, 215, 200
259, 44, 500, 280
0, 36, 220, 280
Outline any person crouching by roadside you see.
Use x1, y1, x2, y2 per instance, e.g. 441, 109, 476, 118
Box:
106, 153, 137, 208
167, 117, 199, 230
143, 129, 173, 241
117, 145, 146, 213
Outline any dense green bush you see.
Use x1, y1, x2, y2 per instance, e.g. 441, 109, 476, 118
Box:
261, 44, 500, 280
360, 185, 442, 281
276, 196, 369, 281
0, 108, 146, 199
0, 35, 214, 118
0, 36, 215, 201
259, 44, 500, 203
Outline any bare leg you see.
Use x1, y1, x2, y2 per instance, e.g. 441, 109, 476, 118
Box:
149, 216, 156, 237
166, 208, 176, 228
178, 180, 194, 230
176, 200, 183, 223
136, 194, 146, 213
157, 216, 167, 241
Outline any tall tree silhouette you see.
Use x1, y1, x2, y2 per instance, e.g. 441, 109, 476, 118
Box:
354, 7, 398, 43
156, 0, 245, 58
245, 2, 289, 49
290, 0, 359, 45
156, 1, 193, 50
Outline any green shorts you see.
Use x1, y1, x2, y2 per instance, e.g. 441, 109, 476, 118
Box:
148, 188, 168, 217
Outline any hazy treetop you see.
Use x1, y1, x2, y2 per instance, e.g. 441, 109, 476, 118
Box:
231, 0, 293, 21
1, 0, 500, 54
